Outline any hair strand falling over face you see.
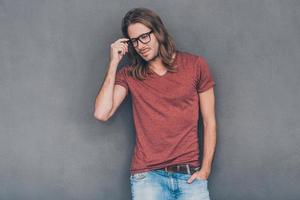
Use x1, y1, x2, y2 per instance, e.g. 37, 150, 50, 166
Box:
121, 7, 178, 80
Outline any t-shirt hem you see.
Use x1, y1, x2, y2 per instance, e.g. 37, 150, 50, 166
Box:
129, 160, 200, 175
115, 82, 128, 91
197, 81, 215, 93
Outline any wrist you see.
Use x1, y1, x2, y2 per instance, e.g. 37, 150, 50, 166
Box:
200, 165, 211, 172
109, 59, 119, 67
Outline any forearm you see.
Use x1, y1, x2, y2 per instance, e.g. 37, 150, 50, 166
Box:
94, 61, 118, 120
201, 123, 217, 171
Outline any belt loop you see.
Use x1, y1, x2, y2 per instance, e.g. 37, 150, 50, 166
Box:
177, 165, 179, 171
164, 166, 168, 172
186, 164, 191, 175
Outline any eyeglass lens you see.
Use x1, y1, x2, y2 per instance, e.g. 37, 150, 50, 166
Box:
130, 31, 152, 47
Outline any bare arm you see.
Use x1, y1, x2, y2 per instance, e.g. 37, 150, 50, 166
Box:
187, 86, 217, 183
93, 62, 128, 121
93, 38, 129, 122
198, 87, 217, 172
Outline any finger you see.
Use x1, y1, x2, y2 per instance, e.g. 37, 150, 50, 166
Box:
187, 177, 194, 184
120, 42, 127, 49
121, 44, 128, 54
117, 46, 124, 54
117, 38, 130, 43
124, 43, 128, 51
187, 176, 194, 184
121, 46, 127, 56
120, 40, 129, 45
121, 44, 129, 52
120, 45, 125, 54
187, 174, 198, 184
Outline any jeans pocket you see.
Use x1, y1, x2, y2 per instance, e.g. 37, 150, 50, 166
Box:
178, 173, 208, 183
130, 171, 148, 181
195, 177, 208, 182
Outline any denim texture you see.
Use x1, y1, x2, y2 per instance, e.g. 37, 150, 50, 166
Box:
130, 169, 210, 200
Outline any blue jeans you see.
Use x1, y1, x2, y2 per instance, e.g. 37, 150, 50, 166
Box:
130, 169, 210, 200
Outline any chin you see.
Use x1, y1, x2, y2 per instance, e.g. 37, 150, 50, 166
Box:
140, 53, 151, 61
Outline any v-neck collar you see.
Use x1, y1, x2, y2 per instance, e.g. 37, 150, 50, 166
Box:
149, 50, 180, 78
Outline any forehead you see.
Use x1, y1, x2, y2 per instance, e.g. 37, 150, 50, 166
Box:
127, 23, 151, 38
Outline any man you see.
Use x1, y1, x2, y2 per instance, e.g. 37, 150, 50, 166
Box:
94, 7, 216, 200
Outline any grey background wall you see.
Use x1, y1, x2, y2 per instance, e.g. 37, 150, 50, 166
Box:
0, 0, 299, 199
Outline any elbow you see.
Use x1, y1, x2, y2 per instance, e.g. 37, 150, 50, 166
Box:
94, 112, 109, 122
94, 105, 113, 122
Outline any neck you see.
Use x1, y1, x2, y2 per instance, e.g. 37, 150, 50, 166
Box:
149, 57, 164, 71
148, 51, 177, 71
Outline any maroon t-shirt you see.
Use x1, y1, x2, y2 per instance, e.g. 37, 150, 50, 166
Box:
115, 50, 216, 175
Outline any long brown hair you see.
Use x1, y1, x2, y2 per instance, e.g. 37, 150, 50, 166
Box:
121, 7, 178, 80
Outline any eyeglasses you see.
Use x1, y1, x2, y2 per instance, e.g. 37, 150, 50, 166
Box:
127, 30, 153, 48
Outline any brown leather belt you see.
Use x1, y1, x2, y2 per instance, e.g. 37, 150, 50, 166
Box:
156, 164, 200, 175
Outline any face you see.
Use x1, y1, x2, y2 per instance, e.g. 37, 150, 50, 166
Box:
127, 23, 160, 62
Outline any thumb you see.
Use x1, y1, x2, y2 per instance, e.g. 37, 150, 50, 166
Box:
187, 174, 196, 184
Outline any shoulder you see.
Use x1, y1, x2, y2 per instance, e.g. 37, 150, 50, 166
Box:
117, 64, 133, 75
177, 51, 208, 66
180, 51, 207, 63
177, 51, 208, 73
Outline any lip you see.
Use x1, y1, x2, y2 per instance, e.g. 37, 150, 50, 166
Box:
140, 49, 150, 55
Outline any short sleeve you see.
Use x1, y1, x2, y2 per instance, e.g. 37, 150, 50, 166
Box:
195, 56, 216, 93
115, 66, 129, 93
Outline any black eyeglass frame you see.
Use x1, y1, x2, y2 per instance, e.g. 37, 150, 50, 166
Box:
126, 30, 154, 48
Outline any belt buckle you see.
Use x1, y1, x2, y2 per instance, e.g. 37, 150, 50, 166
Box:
182, 164, 197, 175
163, 164, 194, 175
184, 164, 191, 175
164, 166, 168, 172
